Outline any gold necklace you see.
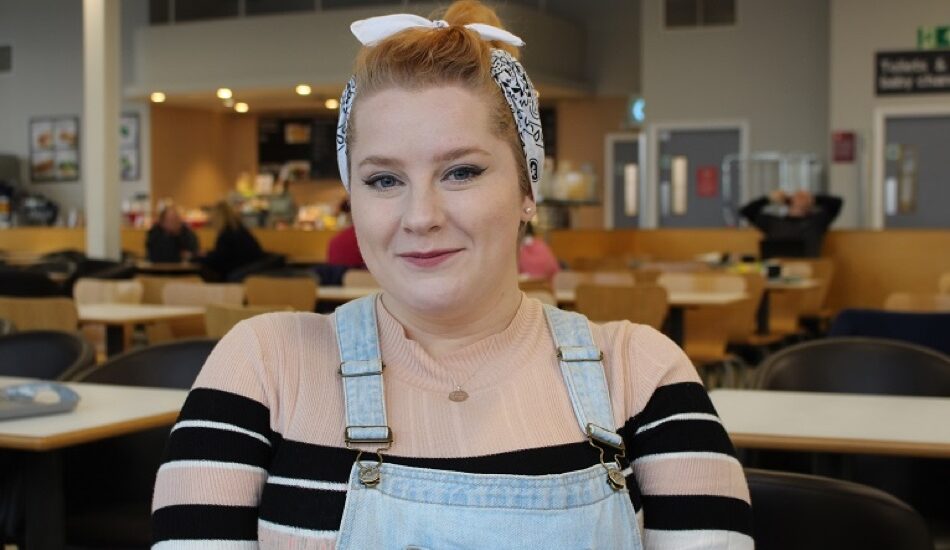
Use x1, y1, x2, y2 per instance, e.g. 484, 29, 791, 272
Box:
447, 369, 480, 402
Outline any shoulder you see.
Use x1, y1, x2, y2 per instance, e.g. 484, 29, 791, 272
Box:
588, 319, 701, 417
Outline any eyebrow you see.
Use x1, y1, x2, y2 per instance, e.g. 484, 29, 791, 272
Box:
357, 146, 491, 169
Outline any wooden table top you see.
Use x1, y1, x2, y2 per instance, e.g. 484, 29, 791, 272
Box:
710, 389, 950, 458
0, 376, 187, 451
135, 261, 201, 273
765, 278, 820, 290
78, 303, 205, 325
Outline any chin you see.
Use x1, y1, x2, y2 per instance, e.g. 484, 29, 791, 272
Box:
386, 276, 470, 313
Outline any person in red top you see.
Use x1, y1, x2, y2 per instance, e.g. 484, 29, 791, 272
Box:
518, 222, 559, 282
327, 200, 366, 267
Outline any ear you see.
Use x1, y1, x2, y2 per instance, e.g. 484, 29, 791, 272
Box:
520, 195, 537, 223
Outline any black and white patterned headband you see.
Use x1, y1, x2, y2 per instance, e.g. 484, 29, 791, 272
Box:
336, 14, 545, 198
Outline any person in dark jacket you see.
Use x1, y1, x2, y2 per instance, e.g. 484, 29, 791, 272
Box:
199, 201, 264, 281
740, 189, 842, 258
146, 204, 199, 263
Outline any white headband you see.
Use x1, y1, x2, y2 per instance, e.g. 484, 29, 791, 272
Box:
336, 14, 545, 199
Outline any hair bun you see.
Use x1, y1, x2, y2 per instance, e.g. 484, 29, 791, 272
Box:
441, 0, 519, 56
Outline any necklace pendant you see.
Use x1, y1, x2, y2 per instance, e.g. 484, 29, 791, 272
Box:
448, 388, 469, 402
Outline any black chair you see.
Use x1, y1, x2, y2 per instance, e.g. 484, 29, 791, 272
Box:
0, 268, 65, 297
0, 330, 94, 380
755, 337, 950, 544
830, 308, 950, 356
747, 468, 933, 550
61, 338, 218, 548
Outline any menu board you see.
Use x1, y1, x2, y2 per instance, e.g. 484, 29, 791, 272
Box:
30, 116, 79, 182
258, 116, 338, 180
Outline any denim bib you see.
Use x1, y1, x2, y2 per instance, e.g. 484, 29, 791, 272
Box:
334, 295, 642, 549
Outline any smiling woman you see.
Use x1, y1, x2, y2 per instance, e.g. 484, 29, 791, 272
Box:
151, 1, 753, 548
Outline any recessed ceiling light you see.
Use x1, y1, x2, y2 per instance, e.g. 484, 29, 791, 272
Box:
216, 88, 233, 99
325, 98, 340, 110
150, 92, 166, 103
295, 84, 312, 96
234, 102, 249, 113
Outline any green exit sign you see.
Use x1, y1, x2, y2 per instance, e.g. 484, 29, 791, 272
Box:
918, 26, 950, 49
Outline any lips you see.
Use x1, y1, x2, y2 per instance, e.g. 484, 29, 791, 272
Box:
397, 248, 463, 268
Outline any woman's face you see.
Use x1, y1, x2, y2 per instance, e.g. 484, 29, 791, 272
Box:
349, 85, 534, 315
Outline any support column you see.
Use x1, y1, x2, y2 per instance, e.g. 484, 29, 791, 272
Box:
83, 0, 121, 259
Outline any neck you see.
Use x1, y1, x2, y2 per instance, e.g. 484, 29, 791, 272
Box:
379, 280, 524, 358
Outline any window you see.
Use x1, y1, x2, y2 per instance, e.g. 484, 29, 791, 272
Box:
665, 0, 735, 28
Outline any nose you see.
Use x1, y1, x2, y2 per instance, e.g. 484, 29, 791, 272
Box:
401, 183, 445, 235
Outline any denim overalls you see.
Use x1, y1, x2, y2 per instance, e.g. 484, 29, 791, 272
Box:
334, 295, 642, 549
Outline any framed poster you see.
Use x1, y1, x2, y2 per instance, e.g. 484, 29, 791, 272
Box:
120, 112, 140, 181
30, 116, 81, 182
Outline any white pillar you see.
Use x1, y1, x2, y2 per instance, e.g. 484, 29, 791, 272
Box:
82, 0, 121, 259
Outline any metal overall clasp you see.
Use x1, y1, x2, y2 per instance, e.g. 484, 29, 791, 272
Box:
586, 424, 628, 491
345, 425, 392, 488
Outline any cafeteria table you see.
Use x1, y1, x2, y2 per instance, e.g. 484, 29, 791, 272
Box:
78, 303, 205, 356
0, 376, 188, 550
318, 286, 746, 345
710, 389, 950, 458
134, 260, 201, 276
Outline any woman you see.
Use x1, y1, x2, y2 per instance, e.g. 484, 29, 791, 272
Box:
518, 222, 559, 283
199, 200, 264, 281
152, 2, 752, 548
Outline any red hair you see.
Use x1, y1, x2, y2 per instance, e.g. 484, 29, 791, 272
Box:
347, 0, 531, 198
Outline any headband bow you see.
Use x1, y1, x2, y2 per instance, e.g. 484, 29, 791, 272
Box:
351, 13, 525, 47
337, 14, 544, 199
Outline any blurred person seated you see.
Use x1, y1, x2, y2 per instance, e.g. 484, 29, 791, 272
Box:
518, 222, 559, 283
740, 189, 842, 258
146, 203, 199, 263
326, 199, 365, 268
199, 201, 264, 281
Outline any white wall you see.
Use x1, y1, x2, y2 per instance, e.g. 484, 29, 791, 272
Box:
829, 0, 950, 228
128, 3, 587, 96
641, 0, 830, 216
0, 0, 150, 216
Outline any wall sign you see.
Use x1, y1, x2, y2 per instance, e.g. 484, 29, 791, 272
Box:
696, 166, 718, 197
832, 131, 855, 163
918, 26, 950, 50
30, 116, 79, 182
876, 50, 950, 95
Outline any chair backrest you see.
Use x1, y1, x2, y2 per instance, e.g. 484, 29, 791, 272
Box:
135, 275, 202, 304
571, 256, 628, 271
745, 468, 933, 550
940, 272, 950, 294
204, 303, 291, 338
0, 330, 94, 379
884, 292, 950, 313
589, 270, 635, 286
244, 275, 316, 311
73, 278, 144, 305
829, 308, 950, 357
574, 283, 668, 329
162, 282, 245, 307
727, 272, 766, 341
780, 257, 835, 316
72, 338, 218, 388
0, 296, 78, 331
756, 337, 950, 396
0, 267, 64, 297
342, 269, 379, 288
518, 278, 553, 294
657, 272, 746, 293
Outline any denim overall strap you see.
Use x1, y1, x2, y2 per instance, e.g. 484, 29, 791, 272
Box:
335, 294, 392, 448
541, 305, 623, 449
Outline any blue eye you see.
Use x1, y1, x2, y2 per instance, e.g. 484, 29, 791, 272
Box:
445, 166, 485, 182
364, 174, 401, 190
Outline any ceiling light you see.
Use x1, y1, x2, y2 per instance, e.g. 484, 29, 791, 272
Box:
295, 84, 312, 96
234, 102, 249, 113
325, 98, 340, 110
216, 87, 233, 99
150, 92, 166, 103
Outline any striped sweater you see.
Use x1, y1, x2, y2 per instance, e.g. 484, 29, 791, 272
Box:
152, 295, 753, 548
